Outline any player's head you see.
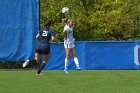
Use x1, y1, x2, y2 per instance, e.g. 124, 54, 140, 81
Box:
67, 19, 73, 26
44, 20, 52, 27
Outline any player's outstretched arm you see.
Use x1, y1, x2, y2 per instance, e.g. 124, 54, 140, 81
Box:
36, 33, 41, 40
51, 36, 60, 46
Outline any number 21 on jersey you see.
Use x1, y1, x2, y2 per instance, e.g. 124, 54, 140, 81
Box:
42, 30, 48, 36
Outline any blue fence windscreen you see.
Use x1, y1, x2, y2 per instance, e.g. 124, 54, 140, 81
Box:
45, 41, 140, 70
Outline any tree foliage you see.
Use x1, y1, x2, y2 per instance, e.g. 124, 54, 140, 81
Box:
40, 0, 140, 41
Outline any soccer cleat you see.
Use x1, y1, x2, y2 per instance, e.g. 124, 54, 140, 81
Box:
76, 66, 81, 70
22, 60, 30, 68
64, 69, 69, 74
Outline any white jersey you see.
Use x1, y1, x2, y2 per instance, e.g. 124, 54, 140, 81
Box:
64, 25, 75, 44
63, 25, 75, 48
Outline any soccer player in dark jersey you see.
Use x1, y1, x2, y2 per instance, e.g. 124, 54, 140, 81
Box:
22, 20, 59, 75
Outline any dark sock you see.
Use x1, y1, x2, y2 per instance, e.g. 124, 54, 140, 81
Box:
29, 59, 37, 65
37, 63, 46, 74
29, 59, 37, 63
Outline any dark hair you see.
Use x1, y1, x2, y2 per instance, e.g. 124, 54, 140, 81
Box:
44, 20, 52, 27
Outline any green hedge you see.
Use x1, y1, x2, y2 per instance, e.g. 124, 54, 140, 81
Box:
0, 61, 39, 69
40, 0, 140, 41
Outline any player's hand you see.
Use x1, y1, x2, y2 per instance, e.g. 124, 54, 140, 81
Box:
36, 34, 41, 40
64, 38, 66, 41
56, 43, 60, 46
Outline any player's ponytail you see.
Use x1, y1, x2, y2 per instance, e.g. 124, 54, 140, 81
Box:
67, 19, 71, 23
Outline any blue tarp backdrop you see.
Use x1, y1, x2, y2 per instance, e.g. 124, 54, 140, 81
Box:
0, 0, 39, 61
0, 0, 140, 70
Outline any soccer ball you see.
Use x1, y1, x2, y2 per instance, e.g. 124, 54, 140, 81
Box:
62, 7, 69, 13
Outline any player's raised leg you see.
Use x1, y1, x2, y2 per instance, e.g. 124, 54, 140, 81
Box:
22, 53, 41, 68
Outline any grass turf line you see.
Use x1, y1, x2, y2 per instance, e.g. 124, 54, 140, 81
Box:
0, 70, 140, 93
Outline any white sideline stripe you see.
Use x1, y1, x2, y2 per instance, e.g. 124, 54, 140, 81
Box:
134, 45, 140, 66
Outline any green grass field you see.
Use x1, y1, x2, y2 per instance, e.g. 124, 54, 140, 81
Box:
0, 70, 140, 93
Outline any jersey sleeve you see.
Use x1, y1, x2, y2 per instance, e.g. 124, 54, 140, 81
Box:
63, 25, 68, 32
51, 30, 55, 36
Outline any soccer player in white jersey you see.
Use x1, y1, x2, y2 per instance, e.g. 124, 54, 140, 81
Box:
63, 19, 81, 74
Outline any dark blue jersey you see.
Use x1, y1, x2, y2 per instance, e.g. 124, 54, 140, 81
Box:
39, 27, 54, 44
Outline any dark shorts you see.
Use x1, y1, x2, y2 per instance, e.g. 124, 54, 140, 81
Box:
35, 43, 50, 55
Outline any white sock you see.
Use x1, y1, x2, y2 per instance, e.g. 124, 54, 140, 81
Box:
65, 58, 69, 69
74, 57, 79, 67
